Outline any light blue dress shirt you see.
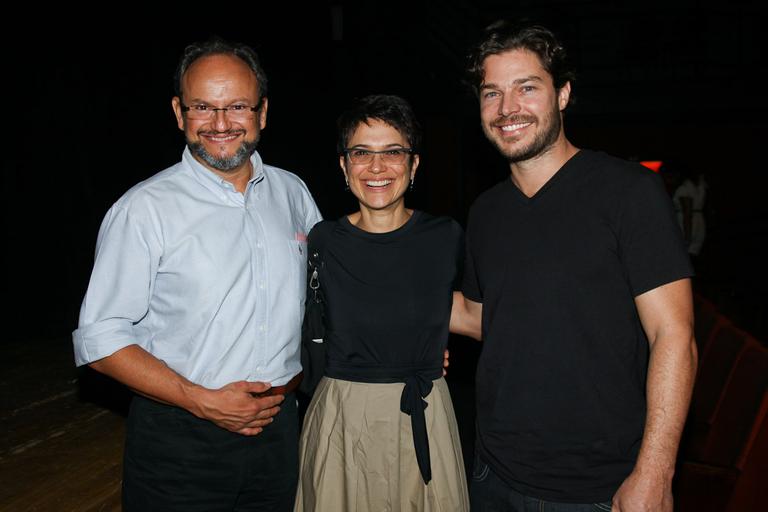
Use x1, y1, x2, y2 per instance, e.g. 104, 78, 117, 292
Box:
73, 148, 322, 389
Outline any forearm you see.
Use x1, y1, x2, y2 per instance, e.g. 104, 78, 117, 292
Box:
635, 331, 697, 477
89, 344, 205, 416
613, 279, 697, 510
449, 291, 482, 340
89, 344, 280, 436
612, 325, 697, 511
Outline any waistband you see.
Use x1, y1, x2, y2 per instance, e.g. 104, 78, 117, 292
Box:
251, 371, 303, 397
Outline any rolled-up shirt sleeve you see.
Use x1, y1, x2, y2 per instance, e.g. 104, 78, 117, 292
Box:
73, 204, 161, 366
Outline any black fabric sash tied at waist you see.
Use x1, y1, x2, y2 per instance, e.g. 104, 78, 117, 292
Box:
325, 360, 443, 484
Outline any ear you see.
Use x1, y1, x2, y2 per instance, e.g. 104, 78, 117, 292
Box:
557, 82, 571, 111
410, 154, 420, 181
172, 97, 185, 131
339, 155, 349, 184
258, 97, 268, 130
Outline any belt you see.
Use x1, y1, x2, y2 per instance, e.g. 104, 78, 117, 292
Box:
253, 372, 303, 397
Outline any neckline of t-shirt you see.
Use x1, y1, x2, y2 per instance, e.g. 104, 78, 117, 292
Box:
340, 210, 421, 239
506, 149, 588, 204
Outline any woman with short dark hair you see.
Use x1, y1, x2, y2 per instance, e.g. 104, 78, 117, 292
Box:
294, 94, 470, 511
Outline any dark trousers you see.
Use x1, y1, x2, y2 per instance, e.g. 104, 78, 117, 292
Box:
123, 394, 299, 512
470, 453, 613, 512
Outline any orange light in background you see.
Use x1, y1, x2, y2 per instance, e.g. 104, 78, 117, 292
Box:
640, 160, 663, 173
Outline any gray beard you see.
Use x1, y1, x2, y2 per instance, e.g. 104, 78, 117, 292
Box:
188, 138, 259, 172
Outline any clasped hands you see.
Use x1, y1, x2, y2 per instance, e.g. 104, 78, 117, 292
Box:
195, 380, 285, 436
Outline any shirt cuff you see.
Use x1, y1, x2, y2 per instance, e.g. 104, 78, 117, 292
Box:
72, 318, 140, 366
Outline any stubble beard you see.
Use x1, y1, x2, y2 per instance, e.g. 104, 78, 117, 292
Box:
485, 101, 562, 164
188, 131, 260, 172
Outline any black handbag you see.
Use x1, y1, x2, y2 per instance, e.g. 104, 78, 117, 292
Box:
298, 224, 332, 396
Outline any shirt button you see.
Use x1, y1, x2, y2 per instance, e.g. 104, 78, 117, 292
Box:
259, 325, 265, 332
256, 242, 263, 249
259, 282, 265, 289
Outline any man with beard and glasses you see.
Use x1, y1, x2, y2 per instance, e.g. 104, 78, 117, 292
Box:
451, 20, 697, 511
73, 38, 321, 511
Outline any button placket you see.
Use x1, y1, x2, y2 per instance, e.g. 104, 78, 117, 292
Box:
246, 199, 268, 378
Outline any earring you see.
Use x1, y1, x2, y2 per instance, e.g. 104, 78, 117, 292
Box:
344, 178, 350, 191
409, 177, 415, 192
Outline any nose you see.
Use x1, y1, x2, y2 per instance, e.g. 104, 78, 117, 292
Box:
499, 93, 520, 117
370, 153, 385, 173
211, 109, 233, 131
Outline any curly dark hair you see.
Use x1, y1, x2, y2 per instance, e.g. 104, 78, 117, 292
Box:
466, 20, 575, 95
174, 37, 268, 101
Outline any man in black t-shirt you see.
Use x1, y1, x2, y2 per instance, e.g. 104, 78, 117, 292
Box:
451, 20, 697, 512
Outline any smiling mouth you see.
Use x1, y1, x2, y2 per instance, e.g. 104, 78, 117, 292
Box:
500, 122, 532, 132
365, 179, 393, 188
199, 130, 244, 143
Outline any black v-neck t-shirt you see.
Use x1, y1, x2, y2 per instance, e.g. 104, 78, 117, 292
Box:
463, 150, 693, 502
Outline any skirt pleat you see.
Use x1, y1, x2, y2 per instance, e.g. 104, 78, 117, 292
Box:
295, 377, 469, 512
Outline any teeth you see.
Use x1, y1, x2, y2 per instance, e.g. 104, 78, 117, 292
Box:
501, 122, 531, 131
203, 133, 239, 141
366, 179, 392, 187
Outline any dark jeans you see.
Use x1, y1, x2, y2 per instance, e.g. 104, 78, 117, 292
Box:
470, 453, 613, 512
123, 393, 299, 512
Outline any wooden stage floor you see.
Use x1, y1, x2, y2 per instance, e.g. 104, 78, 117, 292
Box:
1, 337, 127, 511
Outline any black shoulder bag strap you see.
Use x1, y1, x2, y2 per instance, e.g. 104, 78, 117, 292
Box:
298, 221, 334, 396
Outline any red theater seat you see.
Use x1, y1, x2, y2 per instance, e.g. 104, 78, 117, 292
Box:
693, 294, 728, 355
675, 342, 768, 511
681, 324, 752, 461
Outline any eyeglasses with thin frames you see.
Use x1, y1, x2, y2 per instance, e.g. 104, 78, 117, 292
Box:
181, 98, 264, 121
343, 148, 414, 165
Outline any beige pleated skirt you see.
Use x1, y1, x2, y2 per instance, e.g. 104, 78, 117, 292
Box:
294, 377, 469, 512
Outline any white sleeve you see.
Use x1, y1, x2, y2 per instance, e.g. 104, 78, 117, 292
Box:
72, 204, 161, 366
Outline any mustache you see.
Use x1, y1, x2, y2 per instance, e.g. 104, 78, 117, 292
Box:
493, 114, 536, 126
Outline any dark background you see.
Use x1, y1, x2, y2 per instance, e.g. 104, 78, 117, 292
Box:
6, 0, 767, 346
